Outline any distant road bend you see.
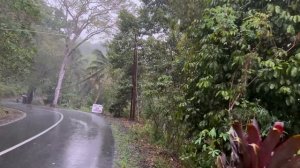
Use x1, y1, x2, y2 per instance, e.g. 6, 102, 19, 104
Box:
0, 101, 114, 168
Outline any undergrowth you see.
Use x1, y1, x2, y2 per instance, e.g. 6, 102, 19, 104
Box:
111, 121, 140, 168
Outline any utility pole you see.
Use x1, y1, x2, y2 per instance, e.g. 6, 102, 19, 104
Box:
130, 33, 138, 121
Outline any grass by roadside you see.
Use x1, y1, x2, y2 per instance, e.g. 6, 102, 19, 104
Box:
110, 118, 140, 168
0, 107, 8, 118
107, 116, 182, 168
0, 106, 26, 126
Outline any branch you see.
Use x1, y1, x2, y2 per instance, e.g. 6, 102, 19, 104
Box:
247, 76, 258, 87
60, 67, 105, 91
228, 93, 241, 112
228, 55, 253, 113
64, 0, 75, 19
287, 39, 297, 53
70, 6, 112, 44
67, 26, 111, 57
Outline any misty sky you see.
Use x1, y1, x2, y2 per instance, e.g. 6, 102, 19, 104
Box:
47, 0, 142, 45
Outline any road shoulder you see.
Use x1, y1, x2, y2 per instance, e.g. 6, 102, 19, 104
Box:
106, 115, 182, 168
0, 107, 26, 126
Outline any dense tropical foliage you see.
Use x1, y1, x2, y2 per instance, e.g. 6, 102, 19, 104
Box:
0, 0, 40, 82
2, 0, 300, 167
105, 0, 300, 167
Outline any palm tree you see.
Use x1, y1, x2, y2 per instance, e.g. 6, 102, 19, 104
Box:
85, 49, 109, 104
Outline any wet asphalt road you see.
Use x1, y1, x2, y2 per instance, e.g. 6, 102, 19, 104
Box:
0, 101, 114, 168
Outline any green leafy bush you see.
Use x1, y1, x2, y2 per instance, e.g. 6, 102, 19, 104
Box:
0, 83, 19, 98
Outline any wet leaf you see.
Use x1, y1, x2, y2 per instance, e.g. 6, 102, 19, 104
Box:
269, 135, 300, 168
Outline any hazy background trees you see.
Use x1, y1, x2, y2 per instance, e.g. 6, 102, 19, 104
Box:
50, 0, 125, 106
2, 0, 300, 167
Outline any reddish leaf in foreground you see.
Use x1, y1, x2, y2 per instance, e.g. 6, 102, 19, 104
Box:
247, 123, 261, 145
273, 122, 284, 134
258, 126, 281, 167
216, 119, 300, 168
280, 156, 300, 168
248, 144, 259, 168
232, 121, 251, 168
216, 153, 226, 168
268, 135, 300, 168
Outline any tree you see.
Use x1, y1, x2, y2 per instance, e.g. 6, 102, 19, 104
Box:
117, 10, 139, 120
0, 0, 41, 82
131, 30, 138, 120
25, 2, 66, 104
177, 0, 300, 166
86, 50, 109, 104
109, 10, 140, 120
51, 0, 124, 106
60, 48, 88, 107
108, 0, 300, 166
107, 10, 140, 119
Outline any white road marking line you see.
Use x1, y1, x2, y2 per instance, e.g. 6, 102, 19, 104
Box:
0, 112, 64, 156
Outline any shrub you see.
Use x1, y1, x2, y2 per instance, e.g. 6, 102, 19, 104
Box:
217, 119, 300, 168
0, 83, 19, 98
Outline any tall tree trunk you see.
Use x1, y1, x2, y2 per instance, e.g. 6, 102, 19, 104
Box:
130, 34, 138, 121
52, 47, 69, 106
26, 87, 35, 104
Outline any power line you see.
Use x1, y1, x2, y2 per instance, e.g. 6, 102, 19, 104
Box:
0, 27, 66, 37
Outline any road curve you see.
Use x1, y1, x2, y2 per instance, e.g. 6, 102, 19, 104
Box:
0, 101, 114, 168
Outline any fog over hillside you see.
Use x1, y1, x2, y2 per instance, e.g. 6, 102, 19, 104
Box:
79, 41, 107, 56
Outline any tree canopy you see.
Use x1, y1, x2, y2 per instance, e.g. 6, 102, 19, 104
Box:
2, 0, 300, 167
0, 0, 41, 81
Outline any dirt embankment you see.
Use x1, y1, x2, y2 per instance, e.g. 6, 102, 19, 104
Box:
0, 107, 26, 126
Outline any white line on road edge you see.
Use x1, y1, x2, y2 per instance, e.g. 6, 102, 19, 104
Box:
0, 110, 27, 127
0, 112, 64, 156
